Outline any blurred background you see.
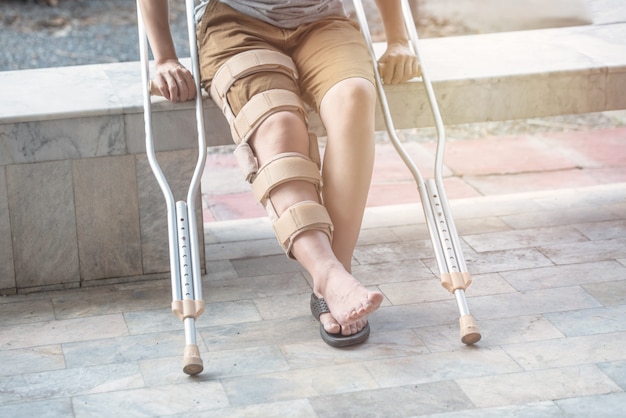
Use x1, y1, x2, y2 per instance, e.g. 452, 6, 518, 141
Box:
0, 0, 594, 71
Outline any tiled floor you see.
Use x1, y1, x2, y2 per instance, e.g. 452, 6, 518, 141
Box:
1, 115, 625, 416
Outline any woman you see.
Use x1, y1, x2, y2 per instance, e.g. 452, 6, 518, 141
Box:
138, 0, 419, 347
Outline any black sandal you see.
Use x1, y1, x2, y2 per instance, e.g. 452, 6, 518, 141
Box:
310, 293, 370, 347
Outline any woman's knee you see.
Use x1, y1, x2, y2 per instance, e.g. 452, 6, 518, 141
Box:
252, 110, 310, 158
323, 77, 376, 111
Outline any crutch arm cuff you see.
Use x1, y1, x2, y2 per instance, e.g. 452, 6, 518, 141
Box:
440, 271, 472, 293
172, 299, 205, 321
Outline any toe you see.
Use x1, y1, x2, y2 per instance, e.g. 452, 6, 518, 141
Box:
342, 323, 357, 336
320, 312, 341, 334
340, 318, 368, 336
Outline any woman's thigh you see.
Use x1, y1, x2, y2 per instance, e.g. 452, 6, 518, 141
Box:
196, 0, 299, 114
289, 17, 375, 112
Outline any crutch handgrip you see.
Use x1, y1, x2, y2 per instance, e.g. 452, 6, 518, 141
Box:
182, 344, 203, 376
459, 315, 481, 345
172, 299, 205, 321
148, 80, 162, 96
440, 272, 472, 293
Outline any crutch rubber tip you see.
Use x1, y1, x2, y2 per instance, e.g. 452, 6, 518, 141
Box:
182, 344, 203, 376
459, 314, 481, 345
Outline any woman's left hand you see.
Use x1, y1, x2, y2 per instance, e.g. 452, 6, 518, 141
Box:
377, 42, 420, 84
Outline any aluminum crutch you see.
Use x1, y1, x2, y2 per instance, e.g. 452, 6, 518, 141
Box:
352, 0, 481, 345
136, 0, 207, 374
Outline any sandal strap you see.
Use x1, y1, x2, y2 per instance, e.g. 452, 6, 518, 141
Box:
310, 294, 330, 319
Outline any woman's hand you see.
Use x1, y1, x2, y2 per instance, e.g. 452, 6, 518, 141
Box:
153, 59, 196, 102
377, 42, 420, 85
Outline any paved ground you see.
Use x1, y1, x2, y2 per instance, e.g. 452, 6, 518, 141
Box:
1, 167, 625, 417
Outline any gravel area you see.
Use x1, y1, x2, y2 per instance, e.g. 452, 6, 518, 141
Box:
2, 0, 624, 136
0, 0, 463, 72
0, 0, 189, 70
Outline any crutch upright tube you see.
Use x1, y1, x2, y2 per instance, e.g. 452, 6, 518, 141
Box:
352, 0, 481, 345
136, 0, 207, 375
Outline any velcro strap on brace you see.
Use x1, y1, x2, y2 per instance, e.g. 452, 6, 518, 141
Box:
251, 153, 322, 205
210, 49, 298, 111
210, 49, 299, 142
273, 201, 333, 256
232, 89, 306, 144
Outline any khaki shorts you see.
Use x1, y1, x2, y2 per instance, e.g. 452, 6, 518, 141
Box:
196, 0, 375, 114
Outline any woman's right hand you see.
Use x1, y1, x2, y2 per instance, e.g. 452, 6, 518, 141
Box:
153, 59, 196, 102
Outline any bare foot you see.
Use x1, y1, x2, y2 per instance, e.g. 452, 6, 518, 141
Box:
315, 262, 383, 330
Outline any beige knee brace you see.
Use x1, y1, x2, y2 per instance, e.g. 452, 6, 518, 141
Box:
251, 153, 333, 256
210, 49, 332, 257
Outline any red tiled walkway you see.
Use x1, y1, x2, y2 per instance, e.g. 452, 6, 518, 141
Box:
202, 126, 626, 222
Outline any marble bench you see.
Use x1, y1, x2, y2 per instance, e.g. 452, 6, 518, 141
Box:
1, 22, 625, 293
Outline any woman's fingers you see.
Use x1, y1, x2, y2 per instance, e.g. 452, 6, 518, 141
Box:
377, 43, 420, 84
154, 61, 196, 102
